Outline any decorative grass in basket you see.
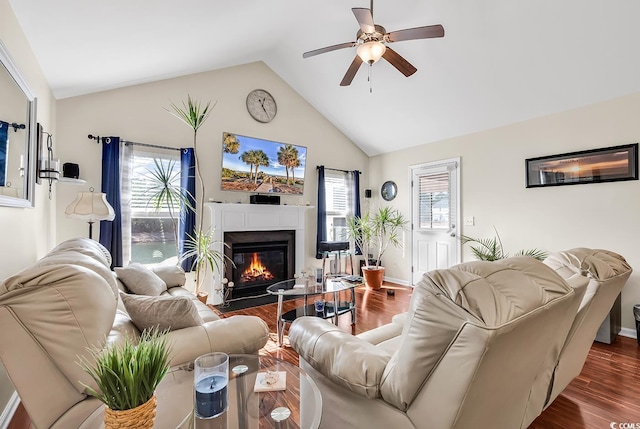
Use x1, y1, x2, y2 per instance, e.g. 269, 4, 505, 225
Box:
78, 329, 173, 429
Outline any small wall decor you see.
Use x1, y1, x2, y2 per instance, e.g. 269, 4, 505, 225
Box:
526, 143, 638, 188
381, 180, 398, 201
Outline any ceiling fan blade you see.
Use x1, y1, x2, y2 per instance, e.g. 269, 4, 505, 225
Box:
382, 47, 417, 77
340, 55, 364, 86
303, 42, 356, 59
386, 24, 445, 43
352, 8, 375, 34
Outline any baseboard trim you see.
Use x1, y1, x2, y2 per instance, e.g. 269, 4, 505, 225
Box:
383, 276, 411, 287
620, 327, 637, 339
0, 392, 20, 429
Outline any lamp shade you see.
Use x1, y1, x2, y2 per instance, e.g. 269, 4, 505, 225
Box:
65, 191, 115, 222
357, 41, 387, 64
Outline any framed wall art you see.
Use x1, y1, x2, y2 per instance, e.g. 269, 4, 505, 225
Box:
525, 143, 638, 188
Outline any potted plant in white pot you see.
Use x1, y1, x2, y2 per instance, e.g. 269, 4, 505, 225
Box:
347, 206, 408, 289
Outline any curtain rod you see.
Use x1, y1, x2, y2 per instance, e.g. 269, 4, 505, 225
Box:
317, 165, 362, 174
122, 140, 182, 152
87, 134, 182, 152
0, 121, 25, 132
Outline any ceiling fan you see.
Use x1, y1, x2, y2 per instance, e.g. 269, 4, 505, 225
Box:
303, 0, 445, 87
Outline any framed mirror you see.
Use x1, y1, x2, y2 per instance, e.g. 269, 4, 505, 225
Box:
0, 40, 37, 208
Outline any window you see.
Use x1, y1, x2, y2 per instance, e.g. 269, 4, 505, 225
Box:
324, 170, 352, 242
129, 149, 182, 264
416, 166, 457, 230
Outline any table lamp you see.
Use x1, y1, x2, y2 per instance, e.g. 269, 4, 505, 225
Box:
65, 187, 115, 239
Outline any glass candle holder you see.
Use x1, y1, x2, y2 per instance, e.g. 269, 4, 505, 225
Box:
194, 352, 229, 419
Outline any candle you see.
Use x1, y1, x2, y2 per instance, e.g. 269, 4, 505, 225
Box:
195, 374, 228, 418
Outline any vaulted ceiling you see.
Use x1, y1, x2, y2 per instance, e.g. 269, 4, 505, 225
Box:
8, 0, 640, 155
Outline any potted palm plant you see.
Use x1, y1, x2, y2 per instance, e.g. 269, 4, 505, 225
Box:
78, 329, 172, 429
168, 95, 227, 304
461, 227, 547, 261
347, 207, 408, 289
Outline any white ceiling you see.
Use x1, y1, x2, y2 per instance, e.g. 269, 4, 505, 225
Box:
8, 0, 640, 156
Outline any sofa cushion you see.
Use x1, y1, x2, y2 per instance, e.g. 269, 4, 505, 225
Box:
119, 293, 204, 332
151, 265, 186, 288
165, 287, 219, 323
115, 263, 167, 295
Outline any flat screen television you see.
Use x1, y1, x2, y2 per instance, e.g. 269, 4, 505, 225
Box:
221, 132, 307, 195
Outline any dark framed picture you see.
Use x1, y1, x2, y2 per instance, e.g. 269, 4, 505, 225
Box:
526, 143, 638, 188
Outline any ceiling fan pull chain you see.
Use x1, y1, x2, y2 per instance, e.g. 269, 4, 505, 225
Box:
369, 63, 373, 93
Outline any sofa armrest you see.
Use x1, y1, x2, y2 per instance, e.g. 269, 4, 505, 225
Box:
289, 317, 392, 399
165, 315, 269, 366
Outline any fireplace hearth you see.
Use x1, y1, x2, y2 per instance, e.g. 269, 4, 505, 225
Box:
224, 230, 295, 298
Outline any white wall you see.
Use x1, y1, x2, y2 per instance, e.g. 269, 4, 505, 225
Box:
0, 0, 57, 419
370, 92, 640, 331
56, 61, 369, 276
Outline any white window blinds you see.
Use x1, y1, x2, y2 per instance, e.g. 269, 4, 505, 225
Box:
416, 163, 457, 230
324, 170, 355, 242
130, 149, 181, 216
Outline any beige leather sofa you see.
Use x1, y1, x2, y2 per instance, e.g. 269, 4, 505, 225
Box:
291, 249, 632, 429
541, 248, 632, 411
0, 238, 269, 429
290, 257, 589, 429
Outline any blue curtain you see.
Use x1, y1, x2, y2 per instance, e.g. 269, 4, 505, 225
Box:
179, 148, 196, 271
0, 122, 7, 187
352, 170, 362, 255
99, 136, 123, 268
315, 166, 327, 259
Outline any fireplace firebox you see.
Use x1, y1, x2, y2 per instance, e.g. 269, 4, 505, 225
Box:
224, 230, 295, 298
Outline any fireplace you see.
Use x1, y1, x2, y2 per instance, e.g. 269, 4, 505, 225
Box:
224, 230, 295, 298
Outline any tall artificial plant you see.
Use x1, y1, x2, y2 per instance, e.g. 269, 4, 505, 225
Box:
167, 95, 225, 296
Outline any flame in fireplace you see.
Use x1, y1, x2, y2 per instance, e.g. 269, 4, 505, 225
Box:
241, 253, 275, 282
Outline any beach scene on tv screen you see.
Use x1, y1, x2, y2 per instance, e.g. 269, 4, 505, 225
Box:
221, 132, 306, 195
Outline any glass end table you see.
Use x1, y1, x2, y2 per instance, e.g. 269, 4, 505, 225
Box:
267, 277, 362, 346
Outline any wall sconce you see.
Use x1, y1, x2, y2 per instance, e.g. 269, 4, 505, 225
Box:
38, 129, 59, 199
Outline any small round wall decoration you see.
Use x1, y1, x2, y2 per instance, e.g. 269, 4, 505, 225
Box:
381, 181, 398, 201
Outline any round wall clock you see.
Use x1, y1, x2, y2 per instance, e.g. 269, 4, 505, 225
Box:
381, 181, 398, 201
246, 89, 277, 123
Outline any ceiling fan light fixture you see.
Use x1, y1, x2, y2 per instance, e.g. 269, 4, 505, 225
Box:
357, 41, 386, 64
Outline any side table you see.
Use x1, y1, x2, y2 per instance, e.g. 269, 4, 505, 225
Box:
267, 277, 360, 346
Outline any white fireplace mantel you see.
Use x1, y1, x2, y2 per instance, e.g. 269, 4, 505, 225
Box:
204, 202, 312, 302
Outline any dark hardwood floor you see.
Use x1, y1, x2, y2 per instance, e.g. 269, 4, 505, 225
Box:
10, 283, 640, 428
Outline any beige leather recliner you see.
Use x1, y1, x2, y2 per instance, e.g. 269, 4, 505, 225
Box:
290, 257, 587, 429
0, 238, 269, 429
541, 248, 632, 410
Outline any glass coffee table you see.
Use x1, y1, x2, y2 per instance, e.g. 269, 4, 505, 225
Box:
267, 277, 362, 347
152, 354, 321, 429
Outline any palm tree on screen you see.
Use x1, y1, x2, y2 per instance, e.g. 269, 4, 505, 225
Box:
277, 144, 300, 185
223, 133, 240, 154
240, 150, 258, 181
253, 150, 270, 184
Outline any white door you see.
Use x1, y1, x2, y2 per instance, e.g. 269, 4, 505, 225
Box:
411, 158, 461, 285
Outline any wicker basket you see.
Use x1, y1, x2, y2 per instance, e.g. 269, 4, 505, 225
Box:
104, 394, 157, 429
